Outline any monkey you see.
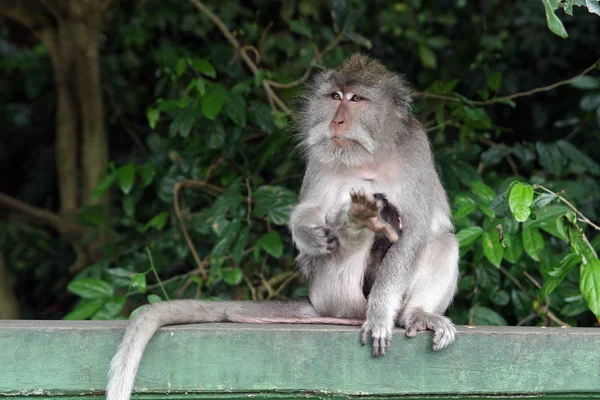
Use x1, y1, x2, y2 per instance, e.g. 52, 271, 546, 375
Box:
290, 53, 459, 357
106, 53, 458, 400
106, 188, 401, 400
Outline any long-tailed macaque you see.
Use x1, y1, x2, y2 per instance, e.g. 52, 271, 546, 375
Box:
106, 54, 458, 400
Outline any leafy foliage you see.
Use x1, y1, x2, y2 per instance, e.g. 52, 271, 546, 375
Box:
0, 0, 599, 328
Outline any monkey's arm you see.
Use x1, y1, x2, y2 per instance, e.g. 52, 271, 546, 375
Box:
290, 203, 338, 258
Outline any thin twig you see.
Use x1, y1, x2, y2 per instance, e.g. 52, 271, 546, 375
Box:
523, 270, 571, 328
267, 35, 343, 90
413, 58, 600, 106
258, 22, 273, 58
499, 267, 527, 292
189, 0, 291, 114
173, 181, 211, 277
534, 185, 600, 231
270, 271, 300, 299
146, 247, 170, 300
534, 185, 598, 258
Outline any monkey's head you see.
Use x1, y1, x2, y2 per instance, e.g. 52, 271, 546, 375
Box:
297, 53, 412, 167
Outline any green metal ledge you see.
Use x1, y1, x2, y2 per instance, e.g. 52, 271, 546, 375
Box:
0, 321, 599, 399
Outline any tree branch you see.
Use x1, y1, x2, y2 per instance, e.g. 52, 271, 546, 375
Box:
0, 192, 83, 236
413, 57, 600, 106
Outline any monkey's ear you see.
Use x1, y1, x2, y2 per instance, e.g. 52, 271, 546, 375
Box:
390, 76, 413, 120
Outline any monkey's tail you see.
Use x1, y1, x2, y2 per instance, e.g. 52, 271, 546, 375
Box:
105, 299, 325, 400
106, 300, 231, 400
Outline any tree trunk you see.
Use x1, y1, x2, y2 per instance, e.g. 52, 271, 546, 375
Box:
0, 251, 20, 319
40, 26, 80, 215
70, 1, 111, 210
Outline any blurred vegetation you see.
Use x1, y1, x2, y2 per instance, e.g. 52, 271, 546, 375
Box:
0, 0, 599, 328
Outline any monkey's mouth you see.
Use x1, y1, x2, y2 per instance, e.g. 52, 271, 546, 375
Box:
331, 135, 359, 146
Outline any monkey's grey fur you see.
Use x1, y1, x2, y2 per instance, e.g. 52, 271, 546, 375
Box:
106, 54, 458, 400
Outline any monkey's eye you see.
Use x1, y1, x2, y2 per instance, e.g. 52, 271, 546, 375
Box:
350, 94, 363, 102
331, 92, 342, 100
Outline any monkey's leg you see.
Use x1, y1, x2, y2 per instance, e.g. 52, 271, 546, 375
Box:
398, 232, 459, 351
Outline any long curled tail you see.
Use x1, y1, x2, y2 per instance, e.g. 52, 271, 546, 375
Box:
106, 299, 337, 400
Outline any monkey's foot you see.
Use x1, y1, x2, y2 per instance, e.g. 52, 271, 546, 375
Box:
360, 317, 393, 357
349, 188, 398, 243
404, 310, 457, 351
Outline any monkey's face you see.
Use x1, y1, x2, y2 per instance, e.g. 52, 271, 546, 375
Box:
296, 55, 413, 167
303, 83, 384, 167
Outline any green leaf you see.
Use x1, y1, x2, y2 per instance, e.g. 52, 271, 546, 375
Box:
232, 226, 249, 264
522, 227, 545, 261
251, 100, 276, 134
471, 181, 497, 205
175, 57, 187, 78
556, 140, 600, 176
541, 253, 581, 297
289, 20, 312, 37
470, 306, 508, 325
482, 229, 504, 267
169, 107, 196, 137
581, 258, 600, 318
418, 44, 437, 69
542, 0, 569, 38
225, 92, 247, 126
123, 195, 135, 217
191, 58, 216, 78
224, 267, 243, 285
509, 182, 534, 222
488, 72, 502, 91
67, 278, 114, 300
202, 84, 227, 120
147, 294, 162, 303
130, 273, 147, 293
457, 226, 484, 250
536, 141, 567, 176
92, 171, 117, 199
502, 227, 523, 264
118, 164, 136, 195
490, 289, 510, 306
139, 164, 156, 188
63, 299, 104, 320
531, 193, 557, 211
585, 0, 600, 15
344, 31, 372, 49
143, 212, 169, 232
570, 76, 600, 90
146, 108, 160, 129
258, 231, 283, 258
253, 185, 298, 225
210, 219, 242, 270
490, 191, 510, 219
511, 290, 532, 319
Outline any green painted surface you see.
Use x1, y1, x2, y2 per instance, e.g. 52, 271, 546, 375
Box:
0, 321, 599, 398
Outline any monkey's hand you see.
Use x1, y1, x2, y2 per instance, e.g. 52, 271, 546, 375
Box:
349, 189, 398, 243
360, 309, 394, 357
292, 225, 339, 256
